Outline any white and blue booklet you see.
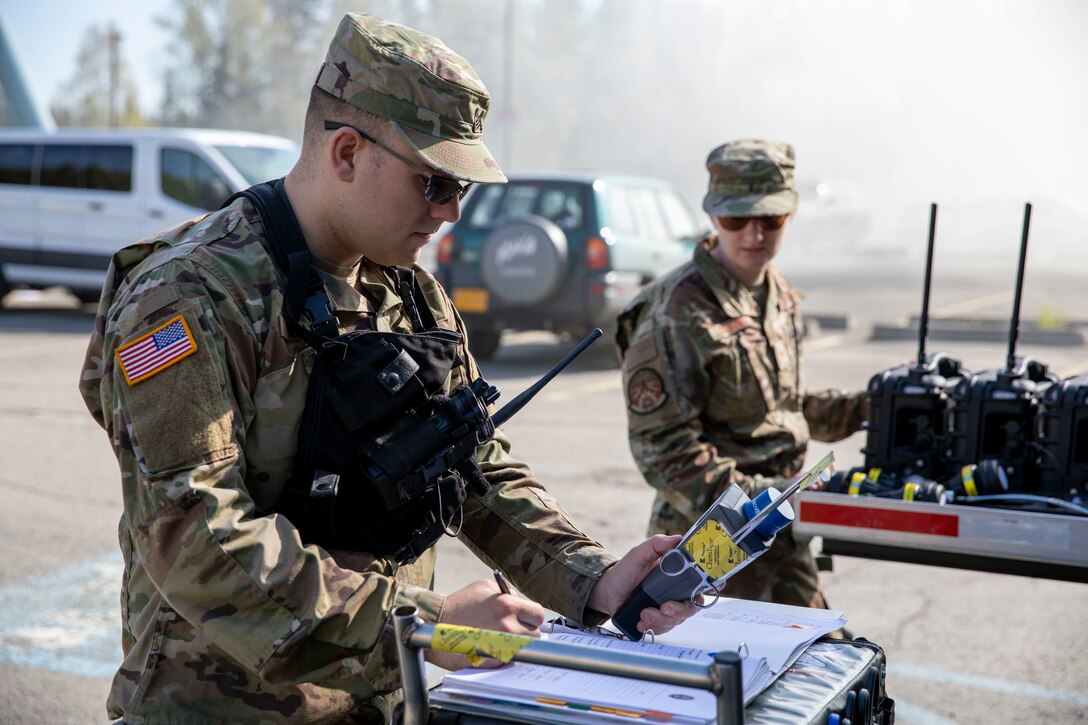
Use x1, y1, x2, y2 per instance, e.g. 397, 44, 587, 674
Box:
430, 598, 846, 725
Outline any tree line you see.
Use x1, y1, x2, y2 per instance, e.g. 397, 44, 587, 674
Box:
37, 0, 1085, 224
47, 0, 562, 142
45, 0, 665, 170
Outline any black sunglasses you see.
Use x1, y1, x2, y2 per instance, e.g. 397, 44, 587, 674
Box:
716, 214, 789, 232
324, 120, 473, 205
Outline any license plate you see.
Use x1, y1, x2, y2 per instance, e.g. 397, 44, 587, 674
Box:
453, 287, 489, 313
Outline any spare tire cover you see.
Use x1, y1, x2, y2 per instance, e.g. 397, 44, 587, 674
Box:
480, 215, 568, 305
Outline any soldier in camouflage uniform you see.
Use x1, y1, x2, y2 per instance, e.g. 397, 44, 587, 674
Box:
79, 14, 697, 724
616, 139, 869, 609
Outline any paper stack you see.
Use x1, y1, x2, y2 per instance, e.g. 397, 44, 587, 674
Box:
652, 597, 847, 696
430, 598, 846, 724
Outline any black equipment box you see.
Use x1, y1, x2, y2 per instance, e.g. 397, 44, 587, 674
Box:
1038, 374, 1088, 498
820, 202, 1088, 582
747, 638, 893, 725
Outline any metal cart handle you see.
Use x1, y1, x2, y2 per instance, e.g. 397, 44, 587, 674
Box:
393, 605, 745, 725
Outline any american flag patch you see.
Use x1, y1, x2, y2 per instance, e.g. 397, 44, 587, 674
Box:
116, 315, 198, 385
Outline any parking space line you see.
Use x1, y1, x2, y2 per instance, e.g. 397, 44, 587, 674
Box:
934, 291, 1013, 318
805, 333, 847, 352
1056, 360, 1088, 378
542, 378, 621, 401
893, 700, 958, 725
0, 342, 78, 359
891, 662, 1088, 707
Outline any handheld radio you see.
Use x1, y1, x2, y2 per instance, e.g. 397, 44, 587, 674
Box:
948, 203, 1058, 491
611, 453, 835, 642
1036, 375, 1088, 501
861, 203, 965, 482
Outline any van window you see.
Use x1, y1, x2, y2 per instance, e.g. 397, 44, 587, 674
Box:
215, 145, 298, 185
40, 144, 133, 191
161, 148, 231, 211
0, 144, 35, 185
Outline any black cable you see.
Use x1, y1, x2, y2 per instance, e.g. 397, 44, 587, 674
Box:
1029, 440, 1061, 470
955, 493, 1088, 516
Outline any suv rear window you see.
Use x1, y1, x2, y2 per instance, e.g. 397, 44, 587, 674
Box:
467, 181, 587, 231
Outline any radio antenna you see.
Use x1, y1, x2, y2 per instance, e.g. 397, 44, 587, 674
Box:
492, 328, 602, 427
916, 203, 938, 368
1006, 202, 1032, 373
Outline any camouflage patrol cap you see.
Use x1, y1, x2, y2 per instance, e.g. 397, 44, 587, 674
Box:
316, 13, 507, 184
702, 139, 797, 216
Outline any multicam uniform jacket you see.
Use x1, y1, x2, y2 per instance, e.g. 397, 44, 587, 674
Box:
616, 242, 867, 604
79, 198, 616, 724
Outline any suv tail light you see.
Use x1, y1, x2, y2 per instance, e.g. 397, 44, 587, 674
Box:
585, 236, 610, 270
436, 234, 456, 265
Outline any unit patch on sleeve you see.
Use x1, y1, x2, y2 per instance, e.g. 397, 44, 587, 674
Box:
116, 315, 198, 385
627, 368, 668, 414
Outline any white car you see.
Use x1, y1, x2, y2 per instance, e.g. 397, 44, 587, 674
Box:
0, 127, 298, 301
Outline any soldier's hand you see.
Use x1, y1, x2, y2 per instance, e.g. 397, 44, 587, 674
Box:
426, 579, 546, 671
588, 534, 700, 636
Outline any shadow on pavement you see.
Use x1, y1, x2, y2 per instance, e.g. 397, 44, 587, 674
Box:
0, 293, 621, 375
0, 293, 97, 335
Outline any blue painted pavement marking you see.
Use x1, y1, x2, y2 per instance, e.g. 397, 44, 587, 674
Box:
4, 553, 1085, 718
0, 552, 123, 679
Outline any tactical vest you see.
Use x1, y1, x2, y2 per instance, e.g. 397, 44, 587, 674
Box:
229, 180, 494, 564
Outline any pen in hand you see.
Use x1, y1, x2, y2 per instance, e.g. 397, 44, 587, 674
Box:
493, 568, 552, 634
492, 568, 513, 596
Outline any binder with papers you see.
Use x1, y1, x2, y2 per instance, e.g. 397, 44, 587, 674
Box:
427, 598, 847, 725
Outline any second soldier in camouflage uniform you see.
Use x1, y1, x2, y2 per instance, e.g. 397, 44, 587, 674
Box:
616, 139, 869, 609
80, 14, 697, 724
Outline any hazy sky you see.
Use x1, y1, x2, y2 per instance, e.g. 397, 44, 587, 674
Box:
3, 1, 1087, 268
3, 0, 171, 113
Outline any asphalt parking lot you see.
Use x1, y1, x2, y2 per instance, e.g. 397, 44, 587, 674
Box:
1, 252, 1086, 723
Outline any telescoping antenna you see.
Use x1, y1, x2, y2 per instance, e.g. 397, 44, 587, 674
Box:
946, 201, 1056, 493
860, 201, 963, 481
916, 203, 938, 369
1005, 202, 1032, 374
492, 328, 602, 427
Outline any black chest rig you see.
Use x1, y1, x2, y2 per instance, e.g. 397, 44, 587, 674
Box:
232, 180, 496, 564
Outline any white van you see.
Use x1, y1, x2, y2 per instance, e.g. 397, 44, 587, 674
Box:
0, 127, 299, 301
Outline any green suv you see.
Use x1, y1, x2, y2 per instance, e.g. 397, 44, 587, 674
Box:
434, 171, 704, 359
